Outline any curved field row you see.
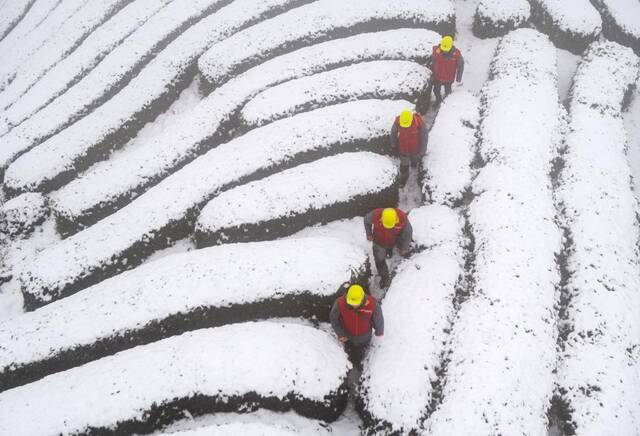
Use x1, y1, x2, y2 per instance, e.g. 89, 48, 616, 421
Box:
0, 0, 231, 182
591, 0, 640, 55
425, 29, 563, 435
240, 60, 429, 128
556, 40, 640, 436
0, 0, 35, 42
472, 0, 530, 38
1, 0, 312, 194
0, 322, 350, 435
195, 152, 399, 247
359, 205, 464, 434
20, 100, 409, 309
0, 237, 367, 392
198, 0, 454, 88
49, 30, 438, 231
0, 0, 174, 117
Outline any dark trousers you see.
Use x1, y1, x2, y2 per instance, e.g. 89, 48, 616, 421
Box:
399, 154, 421, 186
345, 340, 369, 369
432, 80, 453, 102
372, 242, 391, 279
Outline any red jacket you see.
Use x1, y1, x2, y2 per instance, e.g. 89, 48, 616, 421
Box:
372, 208, 408, 248
338, 295, 377, 337
432, 45, 462, 83
394, 113, 424, 156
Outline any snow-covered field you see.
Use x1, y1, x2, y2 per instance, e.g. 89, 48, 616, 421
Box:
0, 0, 639, 434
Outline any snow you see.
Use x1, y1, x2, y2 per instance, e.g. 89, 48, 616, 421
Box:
408, 204, 465, 251
0, 0, 90, 89
473, 0, 530, 38
23, 100, 410, 307
557, 40, 640, 435
0, 237, 366, 390
0, 193, 47, 238
529, 0, 601, 50
51, 99, 408, 231
0, 0, 229, 178
0, 0, 34, 41
0, 0, 174, 122
195, 152, 398, 244
423, 91, 480, 206
240, 60, 430, 127
49, 29, 437, 227
158, 423, 304, 436
1, 0, 309, 193
0, 322, 350, 436
425, 29, 563, 435
592, 0, 640, 51
198, 0, 455, 87
625, 86, 640, 203
360, 204, 464, 434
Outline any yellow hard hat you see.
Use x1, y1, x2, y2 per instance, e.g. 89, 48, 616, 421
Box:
381, 208, 398, 229
346, 284, 365, 307
399, 109, 413, 128
440, 35, 453, 52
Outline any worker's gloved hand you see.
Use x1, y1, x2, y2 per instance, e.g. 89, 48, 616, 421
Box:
338, 336, 348, 343
455, 81, 464, 87
366, 235, 373, 242
375, 333, 384, 338
399, 249, 410, 258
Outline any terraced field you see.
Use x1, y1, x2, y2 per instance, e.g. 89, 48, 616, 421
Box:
0, 0, 638, 434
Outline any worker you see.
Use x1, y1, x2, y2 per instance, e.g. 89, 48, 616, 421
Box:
427, 35, 464, 104
330, 284, 384, 366
363, 208, 412, 288
390, 109, 428, 186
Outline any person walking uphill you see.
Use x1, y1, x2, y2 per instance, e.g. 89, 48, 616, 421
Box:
364, 207, 412, 288
330, 284, 384, 366
428, 35, 464, 104
390, 109, 428, 186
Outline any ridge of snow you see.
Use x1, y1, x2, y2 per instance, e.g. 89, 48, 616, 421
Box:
1, 0, 310, 193
473, 0, 530, 38
21, 100, 410, 308
557, 40, 640, 436
425, 28, 563, 435
195, 152, 398, 243
240, 60, 429, 127
49, 30, 436, 228
0, 322, 350, 436
360, 204, 464, 433
0, 0, 34, 42
0, 0, 230, 177
0, 0, 174, 119
423, 91, 480, 206
0, 237, 366, 391
198, 0, 454, 87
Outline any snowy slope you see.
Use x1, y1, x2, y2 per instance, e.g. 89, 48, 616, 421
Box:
1, 0, 639, 434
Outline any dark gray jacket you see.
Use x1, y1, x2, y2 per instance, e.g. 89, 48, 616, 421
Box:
363, 211, 413, 252
330, 296, 384, 347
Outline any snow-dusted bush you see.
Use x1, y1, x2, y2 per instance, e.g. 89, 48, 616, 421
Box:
473, 0, 530, 38
0, 0, 35, 41
240, 60, 430, 128
359, 205, 464, 434
0, 0, 93, 89
529, 0, 602, 54
159, 423, 303, 436
0, 192, 48, 238
198, 0, 455, 88
0, 0, 173, 116
591, 0, 640, 55
195, 152, 399, 247
1, 0, 309, 196
0, 0, 264, 186
0, 322, 350, 435
52, 99, 408, 235
22, 100, 408, 308
408, 204, 466, 251
49, 29, 437, 229
556, 40, 640, 436
1, 237, 367, 391
422, 91, 480, 206
425, 29, 563, 435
